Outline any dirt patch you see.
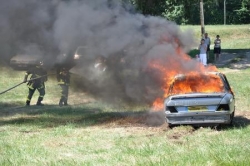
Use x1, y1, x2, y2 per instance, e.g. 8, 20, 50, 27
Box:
236, 111, 250, 118
167, 126, 195, 139
95, 109, 250, 136
96, 111, 166, 127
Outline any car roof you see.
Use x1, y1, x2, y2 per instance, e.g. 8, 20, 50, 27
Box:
168, 71, 229, 94
174, 72, 222, 79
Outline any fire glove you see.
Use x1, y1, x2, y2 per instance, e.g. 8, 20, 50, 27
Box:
23, 77, 28, 83
23, 73, 29, 83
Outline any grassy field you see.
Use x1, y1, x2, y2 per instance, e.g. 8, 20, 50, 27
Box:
182, 24, 250, 60
181, 24, 250, 49
1, 25, 250, 165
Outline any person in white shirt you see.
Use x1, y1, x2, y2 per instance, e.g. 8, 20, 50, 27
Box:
198, 39, 207, 66
204, 33, 211, 60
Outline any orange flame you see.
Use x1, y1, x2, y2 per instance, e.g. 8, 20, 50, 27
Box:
150, 43, 219, 111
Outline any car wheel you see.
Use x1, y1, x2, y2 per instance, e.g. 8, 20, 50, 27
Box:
168, 123, 179, 129
168, 123, 174, 129
229, 111, 235, 126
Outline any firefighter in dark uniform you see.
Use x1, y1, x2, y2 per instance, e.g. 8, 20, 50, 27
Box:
57, 67, 70, 106
23, 62, 47, 106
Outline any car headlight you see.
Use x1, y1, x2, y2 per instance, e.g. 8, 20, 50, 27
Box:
74, 54, 80, 60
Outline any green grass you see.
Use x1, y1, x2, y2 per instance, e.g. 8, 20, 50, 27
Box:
181, 25, 250, 59
1, 25, 250, 165
224, 68, 250, 112
181, 24, 250, 49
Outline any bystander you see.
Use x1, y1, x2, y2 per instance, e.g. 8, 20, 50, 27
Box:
198, 39, 207, 66
214, 35, 221, 62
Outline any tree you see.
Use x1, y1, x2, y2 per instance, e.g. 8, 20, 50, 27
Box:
129, 0, 250, 24
129, 0, 166, 15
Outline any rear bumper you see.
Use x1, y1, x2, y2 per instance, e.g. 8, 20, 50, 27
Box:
166, 111, 232, 125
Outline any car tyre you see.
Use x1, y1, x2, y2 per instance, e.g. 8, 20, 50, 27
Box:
168, 123, 178, 129
216, 111, 235, 130
229, 111, 235, 126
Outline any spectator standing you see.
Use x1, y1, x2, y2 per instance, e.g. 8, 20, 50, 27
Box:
198, 39, 207, 66
204, 33, 211, 60
214, 35, 221, 62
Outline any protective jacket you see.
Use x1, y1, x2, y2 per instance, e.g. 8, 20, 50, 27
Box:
57, 68, 70, 86
24, 65, 47, 106
24, 66, 47, 89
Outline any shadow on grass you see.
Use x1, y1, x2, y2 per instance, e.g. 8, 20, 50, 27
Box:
222, 49, 250, 53
1, 102, 250, 130
0, 101, 23, 108
189, 49, 249, 57
0, 104, 166, 128
189, 48, 250, 69
232, 115, 250, 128
214, 115, 250, 131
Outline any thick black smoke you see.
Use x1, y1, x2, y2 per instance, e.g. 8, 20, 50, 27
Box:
0, 0, 199, 105
0, 0, 58, 64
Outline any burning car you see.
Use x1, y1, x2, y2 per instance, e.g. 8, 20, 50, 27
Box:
164, 72, 235, 127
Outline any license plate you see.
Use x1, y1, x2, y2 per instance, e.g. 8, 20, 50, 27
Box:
188, 106, 207, 112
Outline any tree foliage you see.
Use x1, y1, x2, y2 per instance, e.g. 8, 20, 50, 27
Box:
130, 0, 250, 24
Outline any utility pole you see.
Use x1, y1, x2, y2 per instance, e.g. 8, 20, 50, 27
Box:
200, 0, 205, 37
224, 0, 226, 25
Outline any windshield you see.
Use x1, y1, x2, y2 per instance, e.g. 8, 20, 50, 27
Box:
76, 47, 86, 55
170, 74, 225, 95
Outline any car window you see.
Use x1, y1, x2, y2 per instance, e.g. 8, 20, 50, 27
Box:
220, 74, 231, 90
220, 73, 234, 96
169, 74, 225, 95
76, 47, 86, 56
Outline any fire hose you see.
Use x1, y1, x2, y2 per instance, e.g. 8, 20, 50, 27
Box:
0, 73, 56, 95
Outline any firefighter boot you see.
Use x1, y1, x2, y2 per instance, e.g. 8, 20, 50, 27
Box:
26, 100, 30, 106
64, 99, 68, 106
36, 97, 44, 106
59, 99, 63, 107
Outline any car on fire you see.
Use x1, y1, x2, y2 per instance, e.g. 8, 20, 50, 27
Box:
164, 72, 235, 127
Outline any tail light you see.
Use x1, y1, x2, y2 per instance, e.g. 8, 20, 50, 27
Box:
166, 106, 178, 113
217, 104, 229, 111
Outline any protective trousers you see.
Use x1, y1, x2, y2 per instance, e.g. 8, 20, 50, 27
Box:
26, 83, 45, 105
59, 84, 69, 106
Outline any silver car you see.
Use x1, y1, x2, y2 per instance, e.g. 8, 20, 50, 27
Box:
164, 72, 235, 127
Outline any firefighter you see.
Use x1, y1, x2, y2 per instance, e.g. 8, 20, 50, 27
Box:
57, 67, 70, 106
94, 55, 107, 72
23, 61, 47, 106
